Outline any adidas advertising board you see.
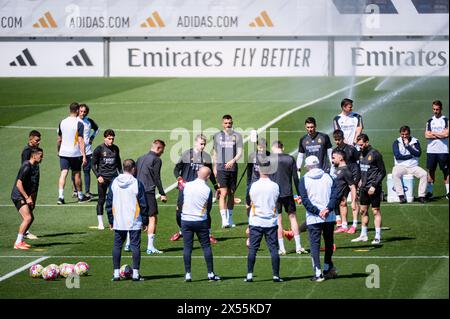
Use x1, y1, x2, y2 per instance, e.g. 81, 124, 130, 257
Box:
109, 41, 329, 77
0, 0, 447, 37
0, 42, 103, 77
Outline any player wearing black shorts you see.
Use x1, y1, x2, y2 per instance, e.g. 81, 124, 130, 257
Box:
351, 134, 386, 245
213, 115, 243, 228
171, 134, 219, 244
331, 149, 358, 235
20, 130, 41, 240
271, 140, 307, 255
92, 129, 122, 230
333, 129, 361, 234
11, 148, 43, 250
136, 139, 167, 254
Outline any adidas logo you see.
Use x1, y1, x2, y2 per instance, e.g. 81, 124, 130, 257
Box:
33, 11, 57, 28
66, 49, 93, 66
9, 49, 37, 66
140, 11, 165, 28
249, 10, 274, 27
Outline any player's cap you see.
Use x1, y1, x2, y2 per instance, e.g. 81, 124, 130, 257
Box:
305, 155, 320, 167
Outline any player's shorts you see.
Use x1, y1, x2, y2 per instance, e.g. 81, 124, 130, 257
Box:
359, 186, 382, 208
217, 170, 238, 192
145, 192, 158, 216
426, 153, 449, 174
12, 199, 29, 211
59, 156, 82, 172
276, 196, 296, 214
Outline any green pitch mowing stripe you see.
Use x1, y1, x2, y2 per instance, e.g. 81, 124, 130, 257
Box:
0, 256, 49, 282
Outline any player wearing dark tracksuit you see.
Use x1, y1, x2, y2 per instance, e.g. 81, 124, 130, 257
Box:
92, 130, 122, 229
172, 145, 218, 242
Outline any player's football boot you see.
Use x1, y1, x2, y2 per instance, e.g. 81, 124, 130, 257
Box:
296, 247, 308, 254
146, 247, 163, 254
371, 238, 381, 245
272, 276, 284, 282
346, 226, 357, 234
323, 266, 338, 279
57, 198, 65, 205
14, 241, 30, 250
278, 249, 287, 256
310, 275, 325, 282
209, 235, 218, 244
170, 232, 182, 241
334, 226, 348, 233
24, 232, 38, 240
208, 274, 221, 281
351, 235, 368, 242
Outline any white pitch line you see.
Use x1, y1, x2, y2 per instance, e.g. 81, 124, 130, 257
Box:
0, 255, 447, 260
0, 256, 49, 282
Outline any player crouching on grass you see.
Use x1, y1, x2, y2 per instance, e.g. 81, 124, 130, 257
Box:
11, 148, 44, 250
106, 159, 148, 281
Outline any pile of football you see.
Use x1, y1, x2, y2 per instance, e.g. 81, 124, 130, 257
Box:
29, 261, 90, 280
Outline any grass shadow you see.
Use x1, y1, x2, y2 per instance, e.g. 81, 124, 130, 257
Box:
33, 242, 84, 247
39, 232, 87, 238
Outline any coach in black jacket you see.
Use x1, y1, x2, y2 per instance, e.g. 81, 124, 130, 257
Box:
351, 133, 386, 245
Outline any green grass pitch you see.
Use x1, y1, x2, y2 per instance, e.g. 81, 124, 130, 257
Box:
0, 76, 448, 299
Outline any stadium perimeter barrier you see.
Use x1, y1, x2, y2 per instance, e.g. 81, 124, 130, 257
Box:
0, 0, 448, 77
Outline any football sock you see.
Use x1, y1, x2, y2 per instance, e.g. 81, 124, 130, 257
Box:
336, 215, 342, 226
208, 272, 215, 278
375, 227, 381, 240
341, 222, 348, 229
97, 215, 103, 226
427, 183, 433, 194
147, 234, 155, 249
315, 267, 322, 277
114, 269, 119, 278
278, 238, 286, 251
125, 232, 130, 246
185, 272, 191, 280
16, 234, 24, 245
78, 191, 84, 200
352, 220, 358, 228
446, 183, 449, 194
132, 269, 139, 278
58, 189, 64, 199
246, 273, 253, 280
228, 210, 234, 224
361, 226, 368, 237
220, 209, 227, 225
294, 235, 301, 250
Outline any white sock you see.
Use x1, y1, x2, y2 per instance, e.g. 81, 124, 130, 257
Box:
342, 222, 348, 229
114, 269, 120, 278
361, 226, 368, 237
352, 220, 358, 227
278, 238, 286, 251
147, 234, 155, 249
315, 267, 322, 277
125, 232, 130, 246
16, 234, 24, 244
427, 183, 433, 193
294, 235, 301, 250
246, 273, 253, 280
185, 272, 191, 280
97, 215, 103, 225
375, 227, 381, 240
208, 272, 215, 278
336, 215, 341, 224
446, 183, 449, 194
78, 191, 84, 200
58, 189, 64, 198
220, 209, 227, 224
228, 209, 233, 223
132, 269, 139, 278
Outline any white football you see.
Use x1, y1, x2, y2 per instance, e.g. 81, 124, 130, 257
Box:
29, 264, 44, 278
74, 262, 89, 276
119, 264, 132, 279
42, 265, 58, 280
